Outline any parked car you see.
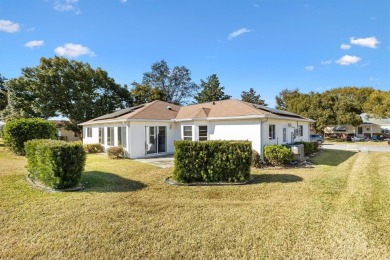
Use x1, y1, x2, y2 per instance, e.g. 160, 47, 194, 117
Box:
310, 134, 324, 143
351, 136, 364, 142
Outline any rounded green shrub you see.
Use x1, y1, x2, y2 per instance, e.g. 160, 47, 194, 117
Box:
264, 145, 293, 166
3, 118, 57, 155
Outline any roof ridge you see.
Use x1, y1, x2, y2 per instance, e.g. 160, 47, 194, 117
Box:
125, 100, 159, 119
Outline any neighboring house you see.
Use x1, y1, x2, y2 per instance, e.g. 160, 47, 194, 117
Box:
49, 120, 80, 142
80, 99, 314, 159
324, 113, 390, 139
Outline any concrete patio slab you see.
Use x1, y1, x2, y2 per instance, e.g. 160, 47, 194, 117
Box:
134, 155, 174, 168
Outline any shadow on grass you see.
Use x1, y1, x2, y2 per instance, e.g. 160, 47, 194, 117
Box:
251, 174, 303, 184
311, 149, 356, 166
81, 171, 146, 192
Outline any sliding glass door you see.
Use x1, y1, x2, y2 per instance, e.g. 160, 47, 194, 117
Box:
145, 126, 166, 155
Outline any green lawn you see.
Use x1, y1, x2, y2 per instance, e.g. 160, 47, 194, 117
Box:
1, 140, 390, 258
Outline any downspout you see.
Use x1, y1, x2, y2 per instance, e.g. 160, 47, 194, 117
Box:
260, 118, 268, 161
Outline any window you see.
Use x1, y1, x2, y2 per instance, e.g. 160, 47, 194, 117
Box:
283, 128, 287, 142
99, 128, 105, 144
358, 127, 363, 135
269, 125, 275, 139
86, 127, 92, 138
297, 125, 303, 137
198, 126, 208, 141
183, 126, 192, 140
107, 127, 115, 146
118, 127, 127, 148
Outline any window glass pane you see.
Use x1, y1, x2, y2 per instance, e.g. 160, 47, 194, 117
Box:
269, 125, 275, 139
99, 128, 105, 144
121, 127, 126, 148
183, 126, 192, 140
199, 126, 207, 141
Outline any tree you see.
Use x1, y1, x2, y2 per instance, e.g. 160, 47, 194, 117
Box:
3, 56, 132, 138
241, 88, 267, 106
364, 90, 390, 118
141, 60, 198, 105
131, 82, 162, 106
0, 74, 7, 114
194, 74, 231, 103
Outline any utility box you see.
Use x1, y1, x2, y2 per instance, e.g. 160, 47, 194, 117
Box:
283, 144, 305, 161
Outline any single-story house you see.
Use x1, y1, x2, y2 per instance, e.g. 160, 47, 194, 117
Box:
324, 113, 390, 139
49, 120, 80, 142
80, 99, 315, 159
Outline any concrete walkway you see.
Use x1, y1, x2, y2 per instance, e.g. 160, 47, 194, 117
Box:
134, 155, 174, 168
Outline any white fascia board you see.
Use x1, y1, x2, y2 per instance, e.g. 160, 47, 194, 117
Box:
79, 118, 174, 126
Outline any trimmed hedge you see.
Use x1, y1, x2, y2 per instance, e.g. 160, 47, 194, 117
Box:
25, 139, 86, 189
295, 141, 315, 156
264, 145, 293, 166
2, 118, 57, 155
106, 146, 125, 159
173, 140, 252, 183
84, 143, 103, 153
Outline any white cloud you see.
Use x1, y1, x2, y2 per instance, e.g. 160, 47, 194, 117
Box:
54, 43, 95, 58
228, 28, 251, 40
0, 19, 20, 33
321, 60, 332, 65
340, 44, 351, 50
54, 0, 80, 14
350, 36, 380, 48
305, 66, 314, 71
336, 55, 361, 65
24, 40, 44, 48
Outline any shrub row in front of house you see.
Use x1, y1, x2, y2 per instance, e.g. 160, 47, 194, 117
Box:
173, 140, 252, 183
3, 118, 57, 155
294, 141, 319, 156
264, 145, 293, 166
25, 139, 86, 189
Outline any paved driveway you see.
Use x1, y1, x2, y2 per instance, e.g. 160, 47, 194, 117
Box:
322, 143, 390, 152
134, 155, 174, 168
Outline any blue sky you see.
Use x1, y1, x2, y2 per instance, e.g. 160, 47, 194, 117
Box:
1, 0, 389, 107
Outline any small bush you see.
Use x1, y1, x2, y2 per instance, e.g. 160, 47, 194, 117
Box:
25, 139, 86, 189
252, 149, 262, 168
313, 141, 319, 152
264, 145, 293, 166
84, 143, 103, 153
2, 118, 57, 155
107, 146, 125, 159
173, 140, 252, 183
295, 141, 315, 156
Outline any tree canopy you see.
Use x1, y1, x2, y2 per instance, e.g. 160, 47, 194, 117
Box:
0, 74, 7, 114
2, 56, 132, 137
275, 86, 389, 133
194, 74, 231, 103
131, 82, 162, 106
241, 88, 267, 106
141, 60, 198, 105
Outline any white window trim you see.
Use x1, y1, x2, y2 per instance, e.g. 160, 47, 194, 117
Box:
182, 125, 193, 141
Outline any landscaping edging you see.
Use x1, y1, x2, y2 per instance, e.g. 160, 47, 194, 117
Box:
26, 175, 84, 192
165, 176, 255, 186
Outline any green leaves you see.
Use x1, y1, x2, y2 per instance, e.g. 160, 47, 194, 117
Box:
25, 139, 86, 189
173, 140, 252, 183
194, 74, 231, 103
241, 88, 267, 106
2, 118, 57, 155
264, 145, 293, 166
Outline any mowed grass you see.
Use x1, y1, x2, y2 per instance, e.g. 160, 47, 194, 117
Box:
1, 141, 390, 259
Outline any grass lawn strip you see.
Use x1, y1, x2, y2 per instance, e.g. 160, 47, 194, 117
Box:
0, 139, 389, 258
